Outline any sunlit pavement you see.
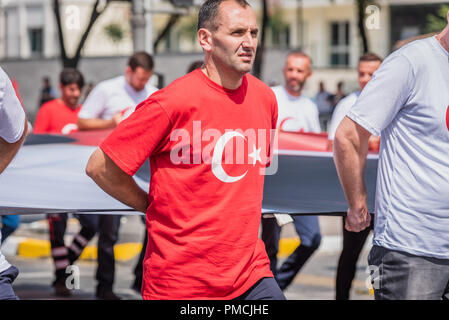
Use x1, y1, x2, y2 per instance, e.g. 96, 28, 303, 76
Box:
5, 215, 374, 300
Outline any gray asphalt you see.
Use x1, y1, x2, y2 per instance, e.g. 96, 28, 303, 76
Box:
4, 215, 374, 300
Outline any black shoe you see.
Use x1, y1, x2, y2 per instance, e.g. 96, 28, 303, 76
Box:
131, 279, 142, 294
52, 278, 72, 297
96, 288, 121, 300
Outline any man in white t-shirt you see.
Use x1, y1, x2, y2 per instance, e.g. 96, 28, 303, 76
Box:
77, 52, 157, 300
77, 51, 158, 130
0, 67, 28, 300
334, 12, 449, 299
328, 52, 382, 300
261, 51, 322, 291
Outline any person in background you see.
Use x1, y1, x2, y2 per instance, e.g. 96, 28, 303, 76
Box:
315, 81, 333, 131
39, 77, 56, 108
34, 68, 84, 135
77, 52, 158, 300
327, 52, 382, 300
262, 51, 322, 292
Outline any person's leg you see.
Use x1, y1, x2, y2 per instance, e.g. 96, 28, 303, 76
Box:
68, 214, 98, 264
234, 278, 286, 300
335, 216, 373, 300
48, 214, 70, 282
368, 245, 449, 300
1, 215, 20, 242
96, 214, 121, 299
276, 215, 321, 290
0, 266, 19, 300
261, 217, 281, 277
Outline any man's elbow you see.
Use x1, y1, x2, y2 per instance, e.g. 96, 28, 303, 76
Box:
85, 149, 104, 181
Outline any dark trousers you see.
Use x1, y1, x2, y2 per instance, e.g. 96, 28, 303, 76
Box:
48, 213, 121, 290
261, 215, 321, 290
0, 266, 19, 300
335, 215, 374, 300
133, 215, 147, 291
234, 277, 286, 300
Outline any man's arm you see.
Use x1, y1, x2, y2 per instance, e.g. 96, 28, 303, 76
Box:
86, 148, 148, 213
77, 112, 123, 131
333, 116, 371, 232
0, 119, 28, 174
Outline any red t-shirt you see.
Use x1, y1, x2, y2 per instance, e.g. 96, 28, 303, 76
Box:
33, 99, 81, 134
100, 69, 278, 299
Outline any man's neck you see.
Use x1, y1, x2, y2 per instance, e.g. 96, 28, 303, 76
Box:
284, 86, 302, 97
436, 26, 449, 54
61, 98, 77, 110
202, 62, 243, 90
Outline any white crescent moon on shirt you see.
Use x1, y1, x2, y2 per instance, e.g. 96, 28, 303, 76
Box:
61, 123, 78, 135
212, 131, 247, 183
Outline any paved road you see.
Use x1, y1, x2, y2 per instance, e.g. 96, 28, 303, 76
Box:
4, 215, 374, 300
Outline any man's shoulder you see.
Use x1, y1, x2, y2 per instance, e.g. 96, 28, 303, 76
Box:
96, 75, 124, 91
390, 37, 435, 69
338, 92, 358, 106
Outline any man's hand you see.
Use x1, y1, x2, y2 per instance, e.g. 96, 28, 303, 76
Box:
334, 117, 372, 233
345, 205, 371, 232
112, 111, 124, 126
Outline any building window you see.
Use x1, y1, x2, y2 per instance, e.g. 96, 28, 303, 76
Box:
329, 21, 350, 67
28, 28, 43, 56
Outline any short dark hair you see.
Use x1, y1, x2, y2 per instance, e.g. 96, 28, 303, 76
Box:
128, 51, 154, 71
198, 0, 250, 31
359, 52, 383, 63
60, 68, 84, 89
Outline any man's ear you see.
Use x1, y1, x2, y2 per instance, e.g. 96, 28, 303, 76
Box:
307, 69, 313, 80
198, 28, 212, 52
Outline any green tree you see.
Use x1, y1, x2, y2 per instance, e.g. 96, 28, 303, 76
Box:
104, 22, 127, 44
425, 4, 449, 33
53, 0, 131, 68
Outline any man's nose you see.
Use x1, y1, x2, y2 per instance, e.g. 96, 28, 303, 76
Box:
242, 32, 256, 49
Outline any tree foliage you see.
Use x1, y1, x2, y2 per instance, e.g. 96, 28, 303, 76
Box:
425, 4, 449, 33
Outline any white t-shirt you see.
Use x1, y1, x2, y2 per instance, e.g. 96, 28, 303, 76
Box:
347, 36, 449, 259
0, 67, 25, 274
327, 91, 359, 141
78, 75, 158, 120
0, 68, 25, 143
271, 85, 321, 133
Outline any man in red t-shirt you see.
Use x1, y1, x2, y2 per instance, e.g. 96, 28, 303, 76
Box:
33, 68, 84, 134
86, 0, 284, 300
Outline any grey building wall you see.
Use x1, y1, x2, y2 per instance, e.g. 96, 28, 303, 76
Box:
1, 49, 353, 123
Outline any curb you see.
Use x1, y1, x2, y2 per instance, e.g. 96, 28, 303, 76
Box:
3, 236, 142, 261
4, 235, 370, 260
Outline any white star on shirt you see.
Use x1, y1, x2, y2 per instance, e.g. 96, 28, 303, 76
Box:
248, 144, 262, 166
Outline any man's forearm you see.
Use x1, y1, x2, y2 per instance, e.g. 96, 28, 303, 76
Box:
334, 136, 367, 209
0, 120, 27, 174
333, 119, 370, 210
77, 118, 116, 131
86, 148, 149, 213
